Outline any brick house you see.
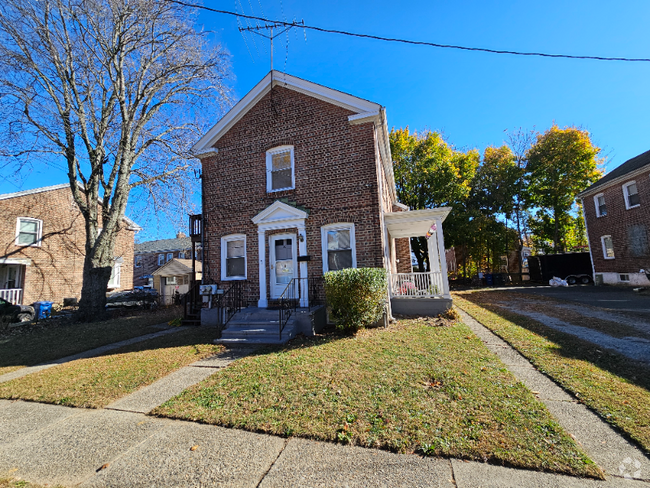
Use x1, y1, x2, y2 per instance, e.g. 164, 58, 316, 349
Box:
133, 233, 202, 288
0, 184, 140, 306
193, 71, 452, 323
578, 149, 650, 286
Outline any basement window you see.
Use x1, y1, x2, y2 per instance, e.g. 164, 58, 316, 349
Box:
619, 274, 630, 282
266, 146, 294, 192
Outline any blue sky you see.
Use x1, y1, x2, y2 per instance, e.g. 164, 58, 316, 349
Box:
2, 0, 649, 241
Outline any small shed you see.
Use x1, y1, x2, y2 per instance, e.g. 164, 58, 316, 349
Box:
152, 258, 202, 305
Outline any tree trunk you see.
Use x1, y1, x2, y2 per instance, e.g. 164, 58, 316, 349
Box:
77, 250, 113, 321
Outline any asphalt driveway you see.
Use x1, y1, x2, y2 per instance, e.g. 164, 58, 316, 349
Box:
509, 285, 650, 313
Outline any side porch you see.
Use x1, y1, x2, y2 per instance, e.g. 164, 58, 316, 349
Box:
0, 259, 30, 305
384, 208, 452, 316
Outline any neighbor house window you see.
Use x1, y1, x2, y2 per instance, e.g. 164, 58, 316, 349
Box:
321, 223, 357, 273
266, 145, 294, 192
134, 256, 142, 268
594, 193, 607, 217
166, 253, 173, 262
158, 254, 165, 266
601, 235, 615, 259
619, 274, 630, 282
623, 181, 640, 209
221, 234, 246, 280
15, 217, 42, 247
165, 276, 177, 285
178, 251, 185, 259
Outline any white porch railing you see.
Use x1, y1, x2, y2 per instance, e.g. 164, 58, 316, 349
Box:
389, 272, 445, 298
0, 288, 23, 305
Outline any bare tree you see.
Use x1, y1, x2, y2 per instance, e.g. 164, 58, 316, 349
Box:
0, 0, 230, 320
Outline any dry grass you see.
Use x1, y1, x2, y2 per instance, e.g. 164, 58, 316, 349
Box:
0, 307, 183, 376
454, 291, 650, 456
153, 318, 602, 478
0, 327, 222, 408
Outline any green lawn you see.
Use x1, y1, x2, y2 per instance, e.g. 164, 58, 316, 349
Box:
153, 317, 602, 478
454, 291, 650, 456
0, 327, 222, 408
0, 307, 182, 377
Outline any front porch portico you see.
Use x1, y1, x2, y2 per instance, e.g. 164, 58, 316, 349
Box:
384, 208, 452, 315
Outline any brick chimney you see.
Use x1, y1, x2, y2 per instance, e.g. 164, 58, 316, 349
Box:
176, 231, 186, 238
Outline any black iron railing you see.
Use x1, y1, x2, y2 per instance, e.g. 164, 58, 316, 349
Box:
277, 275, 325, 340
214, 281, 245, 327
278, 278, 298, 340
181, 282, 202, 325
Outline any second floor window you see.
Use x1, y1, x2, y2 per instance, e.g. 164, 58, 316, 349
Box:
266, 146, 294, 192
158, 254, 165, 266
623, 181, 640, 209
594, 194, 607, 217
135, 256, 142, 268
167, 253, 173, 262
16, 217, 42, 246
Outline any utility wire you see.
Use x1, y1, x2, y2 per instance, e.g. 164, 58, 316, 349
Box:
169, 0, 650, 62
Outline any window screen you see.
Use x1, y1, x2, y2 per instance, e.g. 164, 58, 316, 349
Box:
271, 151, 292, 190
626, 183, 640, 207
327, 229, 353, 271
226, 239, 245, 277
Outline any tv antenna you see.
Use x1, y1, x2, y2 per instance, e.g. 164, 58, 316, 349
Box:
239, 20, 305, 70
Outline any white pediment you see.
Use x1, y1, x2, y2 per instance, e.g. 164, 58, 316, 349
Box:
252, 201, 308, 226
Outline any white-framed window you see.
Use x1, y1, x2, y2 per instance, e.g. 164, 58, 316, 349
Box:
593, 193, 607, 217
158, 254, 165, 266
15, 217, 42, 247
623, 181, 640, 209
266, 145, 295, 192
166, 253, 173, 262
165, 276, 177, 285
108, 262, 121, 289
619, 274, 630, 282
221, 234, 246, 280
321, 223, 357, 273
134, 255, 142, 268
601, 235, 615, 259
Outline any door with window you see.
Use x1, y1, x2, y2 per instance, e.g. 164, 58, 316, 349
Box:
270, 234, 296, 299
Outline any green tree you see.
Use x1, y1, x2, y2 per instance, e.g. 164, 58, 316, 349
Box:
526, 125, 603, 253
390, 128, 478, 271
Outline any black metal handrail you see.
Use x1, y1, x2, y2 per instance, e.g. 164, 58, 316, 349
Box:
181, 282, 202, 324
278, 278, 298, 340
214, 281, 245, 327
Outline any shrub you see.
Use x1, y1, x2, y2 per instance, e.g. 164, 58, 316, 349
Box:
324, 267, 387, 332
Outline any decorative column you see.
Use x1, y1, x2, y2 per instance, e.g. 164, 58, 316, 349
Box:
435, 218, 451, 298
297, 223, 308, 307
258, 229, 268, 308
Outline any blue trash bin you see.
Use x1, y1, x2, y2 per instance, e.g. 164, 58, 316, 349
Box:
485, 273, 494, 286
35, 301, 53, 320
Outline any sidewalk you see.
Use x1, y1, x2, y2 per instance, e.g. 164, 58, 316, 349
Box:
1, 316, 650, 486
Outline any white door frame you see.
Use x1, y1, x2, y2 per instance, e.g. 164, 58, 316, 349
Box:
269, 233, 297, 299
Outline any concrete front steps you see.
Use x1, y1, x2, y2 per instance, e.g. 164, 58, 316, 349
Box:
215, 307, 298, 345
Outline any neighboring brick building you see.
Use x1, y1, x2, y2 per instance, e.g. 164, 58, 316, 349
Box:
193, 71, 452, 316
133, 233, 202, 288
579, 149, 650, 286
0, 184, 140, 305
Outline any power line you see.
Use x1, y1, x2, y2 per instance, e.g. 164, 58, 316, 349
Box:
169, 0, 650, 63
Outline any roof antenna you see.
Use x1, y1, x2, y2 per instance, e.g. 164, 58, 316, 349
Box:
239, 20, 304, 71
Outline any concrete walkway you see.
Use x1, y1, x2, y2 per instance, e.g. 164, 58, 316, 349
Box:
0, 326, 190, 384
1, 315, 650, 486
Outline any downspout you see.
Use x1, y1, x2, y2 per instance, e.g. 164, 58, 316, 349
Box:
374, 108, 394, 322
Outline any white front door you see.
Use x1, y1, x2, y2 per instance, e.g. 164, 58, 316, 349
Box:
270, 234, 297, 299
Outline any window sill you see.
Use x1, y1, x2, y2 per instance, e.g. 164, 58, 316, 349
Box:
268, 187, 295, 194
222, 276, 246, 281
603, 257, 615, 260
625, 204, 640, 210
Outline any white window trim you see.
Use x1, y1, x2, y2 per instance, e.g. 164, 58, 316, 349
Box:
15, 217, 43, 247
593, 193, 606, 217
619, 274, 630, 282
622, 181, 640, 210
601, 235, 615, 260
266, 145, 295, 193
166, 253, 173, 262
134, 255, 142, 268
108, 262, 121, 289
321, 223, 357, 273
158, 254, 165, 266
221, 234, 247, 281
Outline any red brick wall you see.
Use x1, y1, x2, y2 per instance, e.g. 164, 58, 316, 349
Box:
0, 187, 135, 305
201, 86, 386, 304
395, 238, 412, 273
583, 168, 650, 273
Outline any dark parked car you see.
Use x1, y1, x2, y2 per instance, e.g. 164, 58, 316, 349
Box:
0, 297, 35, 324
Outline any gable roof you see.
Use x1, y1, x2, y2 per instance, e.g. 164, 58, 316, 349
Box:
578, 149, 650, 197
193, 71, 382, 154
193, 70, 397, 201
135, 236, 194, 254
0, 183, 141, 231
152, 258, 202, 277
